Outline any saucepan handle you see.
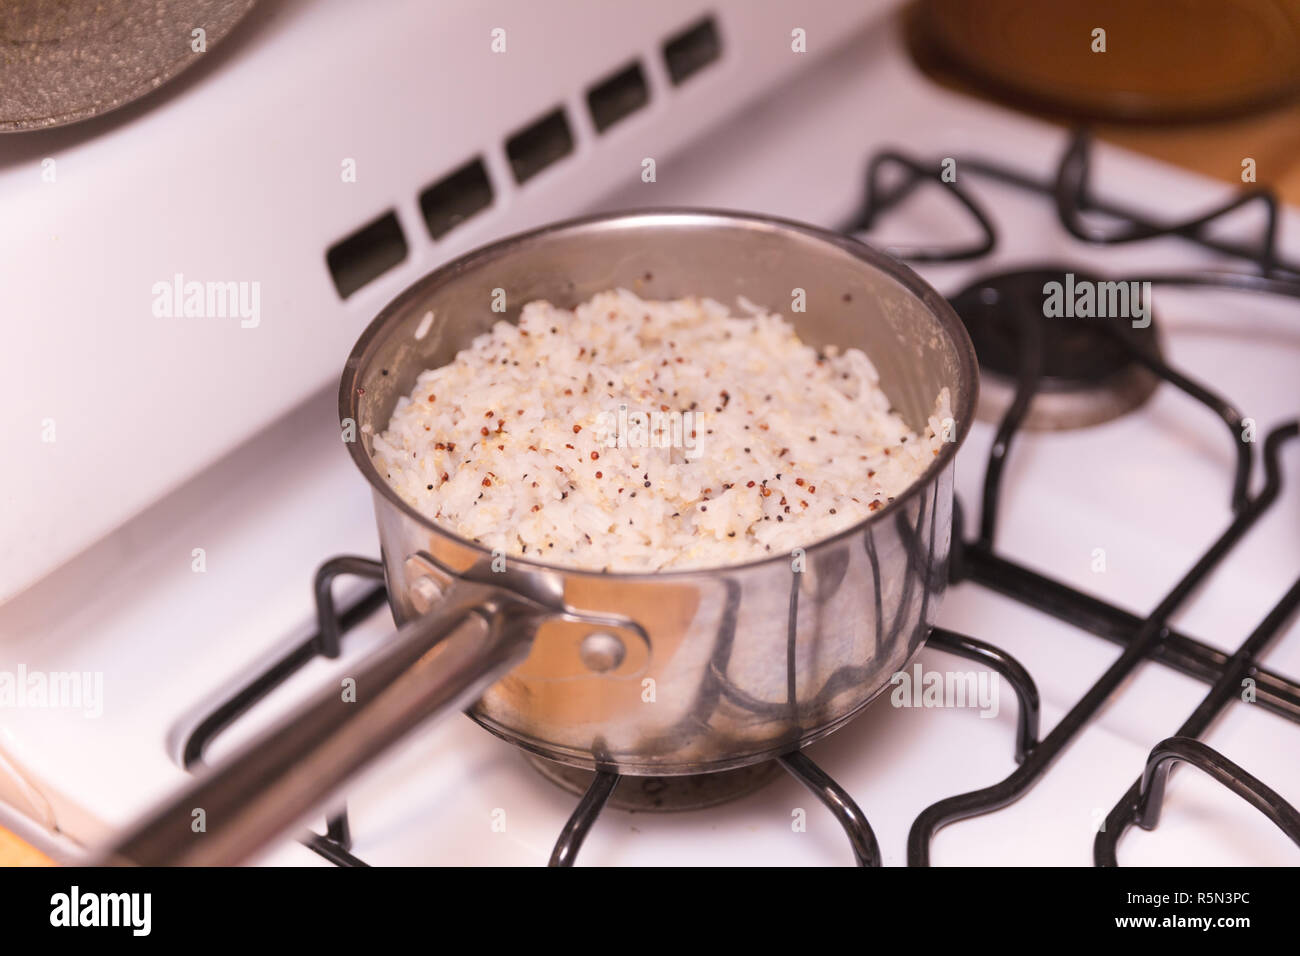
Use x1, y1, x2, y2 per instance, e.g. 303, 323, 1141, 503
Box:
100, 578, 537, 865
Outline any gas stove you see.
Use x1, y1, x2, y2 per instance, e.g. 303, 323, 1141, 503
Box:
2, 2, 1297, 866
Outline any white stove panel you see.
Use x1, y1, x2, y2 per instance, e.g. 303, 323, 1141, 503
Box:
0, 0, 892, 602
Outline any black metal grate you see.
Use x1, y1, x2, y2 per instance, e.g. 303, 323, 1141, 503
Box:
845, 128, 1300, 865
184, 129, 1300, 866
182, 556, 388, 867
181, 553, 885, 866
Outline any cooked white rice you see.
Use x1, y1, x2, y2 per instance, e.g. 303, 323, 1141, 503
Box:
373, 290, 950, 571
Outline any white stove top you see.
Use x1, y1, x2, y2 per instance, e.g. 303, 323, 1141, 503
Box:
3, 10, 1298, 866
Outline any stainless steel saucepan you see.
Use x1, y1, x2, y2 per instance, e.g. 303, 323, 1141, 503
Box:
106, 209, 978, 865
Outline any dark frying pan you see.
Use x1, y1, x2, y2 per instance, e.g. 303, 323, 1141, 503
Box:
0, 0, 257, 132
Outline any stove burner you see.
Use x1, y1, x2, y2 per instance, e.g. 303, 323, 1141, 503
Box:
525, 754, 781, 812
176, 132, 1300, 867
949, 266, 1162, 430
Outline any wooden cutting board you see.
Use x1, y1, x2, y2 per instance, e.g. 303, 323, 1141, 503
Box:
1096, 107, 1300, 206
0, 825, 52, 866
906, 4, 1300, 206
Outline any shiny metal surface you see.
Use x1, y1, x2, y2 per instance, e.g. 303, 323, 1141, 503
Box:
105, 573, 538, 865
106, 209, 976, 865
346, 209, 978, 774
528, 755, 783, 813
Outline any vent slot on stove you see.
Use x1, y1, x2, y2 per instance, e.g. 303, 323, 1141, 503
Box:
663, 16, 721, 85
506, 107, 574, 184
326, 211, 408, 299
419, 157, 493, 240
587, 61, 650, 133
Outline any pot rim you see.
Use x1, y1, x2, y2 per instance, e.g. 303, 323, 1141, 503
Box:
339, 207, 979, 582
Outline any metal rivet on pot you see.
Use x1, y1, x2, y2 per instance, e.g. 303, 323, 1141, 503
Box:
579, 631, 626, 673
409, 575, 443, 614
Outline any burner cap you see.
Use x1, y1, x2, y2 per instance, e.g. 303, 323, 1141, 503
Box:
526, 754, 782, 811
949, 266, 1163, 430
